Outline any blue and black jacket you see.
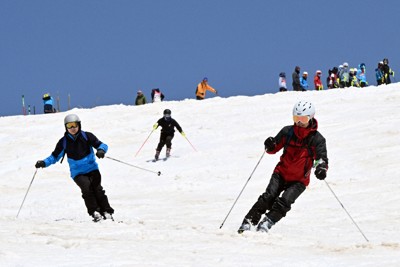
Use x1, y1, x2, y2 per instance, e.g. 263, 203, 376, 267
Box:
43, 130, 108, 179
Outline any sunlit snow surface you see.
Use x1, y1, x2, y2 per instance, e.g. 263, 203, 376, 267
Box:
1, 85, 400, 266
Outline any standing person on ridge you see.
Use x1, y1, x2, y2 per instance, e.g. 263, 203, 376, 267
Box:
278, 72, 287, 92
382, 58, 395, 84
292, 66, 301, 91
238, 101, 329, 234
375, 61, 384, 86
356, 63, 368, 88
314, 70, 323, 90
339, 62, 350, 88
135, 90, 147, 105
35, 114, 114, 222
195, 77, 218, 100
42, 93, 57, 113
153, 109, 185, 160
300, 71, 309, 91
151, 88, 165, 103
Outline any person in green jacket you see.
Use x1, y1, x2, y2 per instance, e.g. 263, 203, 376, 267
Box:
135, 90, 147, 105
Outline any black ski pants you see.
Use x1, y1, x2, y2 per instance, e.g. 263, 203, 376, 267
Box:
74, 170, 114, 216
244, 173, 306, 225
156, 132, 174, 152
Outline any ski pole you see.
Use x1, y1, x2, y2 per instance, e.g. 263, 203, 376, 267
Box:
135, 129, 155, 157
183, 134, 197, 152
106, 156, 161, 176
219, 151, 265, 229
324, 180, 369, 242
16, 168, 38, 218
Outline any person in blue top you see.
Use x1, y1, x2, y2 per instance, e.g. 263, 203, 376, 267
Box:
356, 63, 368, 87
35, 114, 114, 222
300, 72, 309, 91
42, 93, 57, 113
375, 61, 384, 86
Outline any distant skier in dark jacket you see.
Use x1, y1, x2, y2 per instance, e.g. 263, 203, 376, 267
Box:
292, 66, 301, 91
238, 101, 329, 234
153, 109, 185, 160
382, 58, 395, 84
35, 114, 114, 222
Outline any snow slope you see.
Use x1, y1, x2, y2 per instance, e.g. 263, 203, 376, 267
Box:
1, 85, 400, 266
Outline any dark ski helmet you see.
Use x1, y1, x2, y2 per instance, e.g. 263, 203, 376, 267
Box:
279, 72, 286, 77
163, 109, 171, 115
383, 58, 389, 65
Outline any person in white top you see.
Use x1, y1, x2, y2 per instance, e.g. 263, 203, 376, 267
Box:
279, 72, 287, 92
151, 88, 165, 103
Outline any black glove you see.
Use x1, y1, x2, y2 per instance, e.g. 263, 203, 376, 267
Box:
314, 162, 328, 180
96, 149, 105, 159
264, 137, 276, 151
35, 160, 45, 168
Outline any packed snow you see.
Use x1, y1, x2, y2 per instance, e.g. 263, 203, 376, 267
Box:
1, 85, 400, 267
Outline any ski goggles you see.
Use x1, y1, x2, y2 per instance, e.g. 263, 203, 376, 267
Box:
293, 115, 310, 124
65, 122, 79, 129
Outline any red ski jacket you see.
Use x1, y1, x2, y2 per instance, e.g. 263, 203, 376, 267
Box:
267, 119, 328, 186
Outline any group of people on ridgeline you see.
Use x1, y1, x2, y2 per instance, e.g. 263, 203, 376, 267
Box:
42, 57, 395, 114
40, 78, 219, 114
135, 77, 218, 106
279, 58, 395, 92
135, 88, 165, 105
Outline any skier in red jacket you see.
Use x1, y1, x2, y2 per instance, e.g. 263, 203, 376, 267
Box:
238, 100, 329, 233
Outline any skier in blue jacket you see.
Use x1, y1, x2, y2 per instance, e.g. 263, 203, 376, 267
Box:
375, 62, 384, 86
42, 93, 56, 113
300, 72, 309, 91
35, 114, 114, 222
356, 63, 368, 87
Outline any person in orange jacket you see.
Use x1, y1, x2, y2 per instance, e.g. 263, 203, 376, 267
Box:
314, 70, 323, 90
195, 77, 218, 100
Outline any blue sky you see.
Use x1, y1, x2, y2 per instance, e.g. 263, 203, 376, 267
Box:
1, 0, 399, 116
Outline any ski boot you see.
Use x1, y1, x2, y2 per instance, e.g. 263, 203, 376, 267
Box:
102, 212, 114, 221
166, 148, 171, 158
238, 219, 252, 234
256, 216, 275, 233
92, 211, 103, 222
155, 151, 160, 160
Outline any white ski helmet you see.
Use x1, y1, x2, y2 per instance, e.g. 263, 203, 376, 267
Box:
293, 100, 315, 118
64, 114, 81, 125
